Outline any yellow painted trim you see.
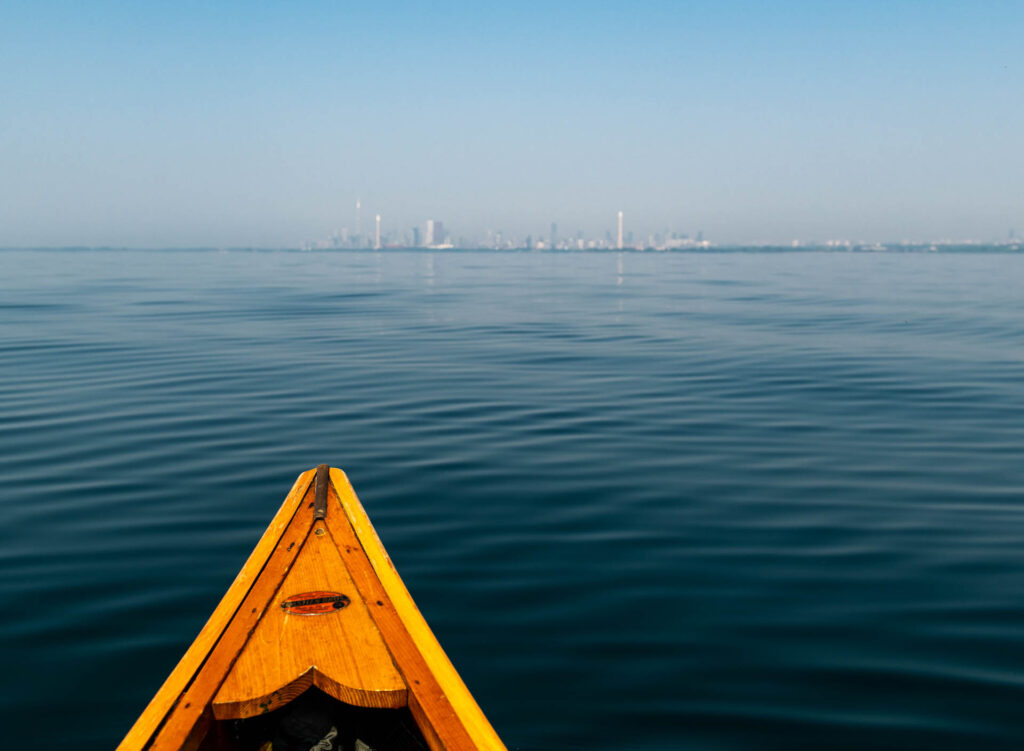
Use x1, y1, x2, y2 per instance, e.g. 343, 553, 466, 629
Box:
117, 469, 316, 751
330, 468, 506, 751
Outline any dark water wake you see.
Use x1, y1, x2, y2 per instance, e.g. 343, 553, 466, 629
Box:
2, 249, 1024, 749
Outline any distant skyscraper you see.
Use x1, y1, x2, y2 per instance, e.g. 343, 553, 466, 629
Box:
374, 214, 381, 249
425, 220, 445, 246
617, 211, 624, 249
550, 222, 558, 250
356, 199, 362, 240
412, 226, 421, 247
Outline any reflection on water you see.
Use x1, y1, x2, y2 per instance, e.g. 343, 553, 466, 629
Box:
2, 250, 1024, 749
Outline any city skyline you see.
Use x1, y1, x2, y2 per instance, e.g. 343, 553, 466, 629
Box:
298, 201, 1017, 252
292, 196, 1023, 251
303, 201, 709, 250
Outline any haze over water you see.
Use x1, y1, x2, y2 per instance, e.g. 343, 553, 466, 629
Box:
4, 3, 1023, 247
2, 249, 1024, 748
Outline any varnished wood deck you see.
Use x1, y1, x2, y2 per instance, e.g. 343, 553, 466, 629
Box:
118, 466, 505, 751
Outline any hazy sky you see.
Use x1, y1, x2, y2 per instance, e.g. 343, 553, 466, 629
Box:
2, 1, 1022, 247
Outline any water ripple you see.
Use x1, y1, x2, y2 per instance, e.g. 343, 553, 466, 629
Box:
2, 250, 1024, 748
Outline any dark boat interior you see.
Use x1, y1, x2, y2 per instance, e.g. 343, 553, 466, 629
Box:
197, 687, 429, 751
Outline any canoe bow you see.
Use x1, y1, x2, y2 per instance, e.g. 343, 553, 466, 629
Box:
118, 466, 505, 751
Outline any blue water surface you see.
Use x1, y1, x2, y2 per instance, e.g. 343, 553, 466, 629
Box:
2, 249, 1024, 749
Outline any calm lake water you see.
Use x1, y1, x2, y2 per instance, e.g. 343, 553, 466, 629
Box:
3, 249, 1024, 749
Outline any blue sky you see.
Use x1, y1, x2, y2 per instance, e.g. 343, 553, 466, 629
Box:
1, 1, 1021, 246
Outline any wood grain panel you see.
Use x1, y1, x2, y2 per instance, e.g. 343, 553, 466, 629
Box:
212, 519, 407, 718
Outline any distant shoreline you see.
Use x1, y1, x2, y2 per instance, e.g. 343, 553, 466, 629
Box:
3, 244, 1022, 254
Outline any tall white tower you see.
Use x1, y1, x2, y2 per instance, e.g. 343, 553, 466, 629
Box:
375, 214, 381, 249
617, 211, 624, 249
